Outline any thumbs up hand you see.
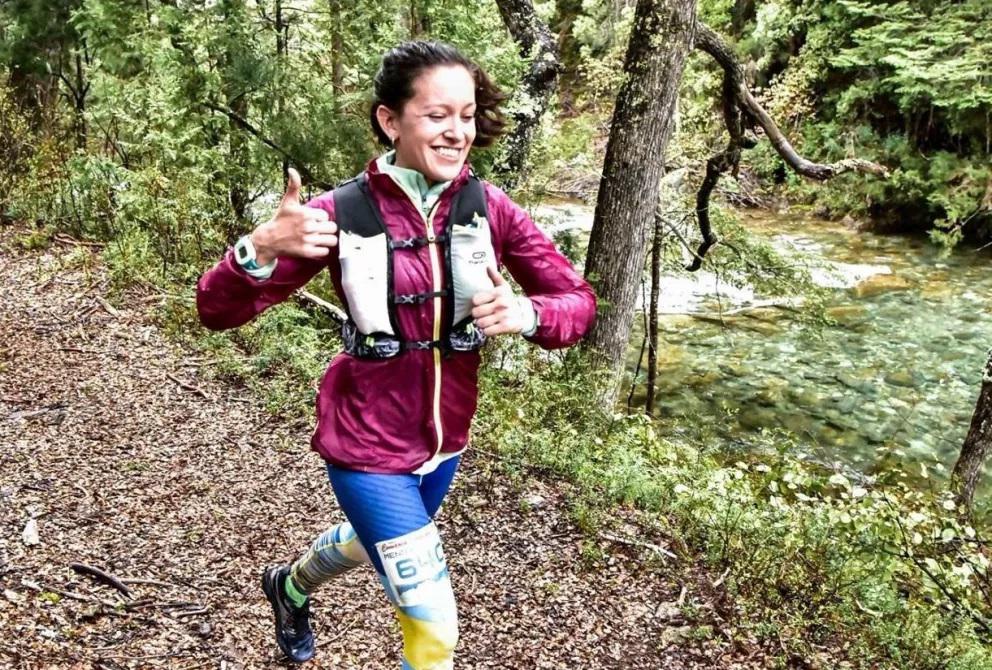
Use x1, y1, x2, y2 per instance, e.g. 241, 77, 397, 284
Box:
470, 266, 535, 336
250, 168, 338, 265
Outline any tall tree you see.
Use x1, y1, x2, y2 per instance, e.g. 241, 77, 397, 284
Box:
582, 0, 698, 387
952, 350, 992, 509
2, 0, 85, 129
493, 0, 561, 191
220, 0, 252, 228
328, 0, 345, 103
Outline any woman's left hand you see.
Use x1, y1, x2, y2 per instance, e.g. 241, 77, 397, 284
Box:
471, 266, 530, 336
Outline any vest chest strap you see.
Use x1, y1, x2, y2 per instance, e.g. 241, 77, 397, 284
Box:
394, 290, 448, 305
389, 234, 449, 250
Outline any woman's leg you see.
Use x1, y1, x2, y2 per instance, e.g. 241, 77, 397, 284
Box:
285, 455, 458, 596
288, 521, 370, 595
329, 456, 460, 670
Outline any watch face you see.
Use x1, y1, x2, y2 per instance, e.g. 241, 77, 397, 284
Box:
235, 237, 252, 264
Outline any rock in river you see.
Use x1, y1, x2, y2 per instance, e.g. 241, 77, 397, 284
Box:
852, 273, 912, 298
884, 370, 919, 388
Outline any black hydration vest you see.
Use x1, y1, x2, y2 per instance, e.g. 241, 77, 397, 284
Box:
332, 174, 492, 359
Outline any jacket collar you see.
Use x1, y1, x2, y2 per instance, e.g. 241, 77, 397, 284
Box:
365, 154, 472, 203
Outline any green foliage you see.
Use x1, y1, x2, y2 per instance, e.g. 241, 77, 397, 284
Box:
0, 0, 525, 286
572, 0, 634, 103
475, 345, 992, 667
524, 106, 607, 200
160, 292, 338, 420
730, 0, 992, 239
0, 70, 33, 208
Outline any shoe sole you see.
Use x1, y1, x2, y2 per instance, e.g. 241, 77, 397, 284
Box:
261, 567, 314, 664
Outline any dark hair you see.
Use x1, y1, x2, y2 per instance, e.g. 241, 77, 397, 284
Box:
370, 41, 507, 149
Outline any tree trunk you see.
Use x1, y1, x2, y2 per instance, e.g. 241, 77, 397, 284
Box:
552, 0, 583, 100
73, 50, 87, 150
952, 350, 992, 509
582, 0, 697, 395
274, 0, 289, 180
645, 211, 663, 415
493, 0, 561, 192
228, 94, 249, 226
219, 0, 250, 233
730, 0, 755, 35
329, 0, 344, 104
408, 0, 429, 37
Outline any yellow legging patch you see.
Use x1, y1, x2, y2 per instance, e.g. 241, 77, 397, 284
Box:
396, 608, 458, 670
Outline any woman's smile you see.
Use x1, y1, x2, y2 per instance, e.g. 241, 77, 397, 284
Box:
377, 64, 478, 183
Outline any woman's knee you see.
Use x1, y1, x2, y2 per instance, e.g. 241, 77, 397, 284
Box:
398, 612, 458, 670
375, 521, 459, 668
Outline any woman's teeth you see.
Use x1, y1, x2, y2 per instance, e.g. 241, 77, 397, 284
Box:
433, 147, 460, 159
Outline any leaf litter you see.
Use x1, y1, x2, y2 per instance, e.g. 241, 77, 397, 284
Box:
0, 227, 776, 669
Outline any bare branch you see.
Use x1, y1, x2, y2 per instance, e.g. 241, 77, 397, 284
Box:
202, 101, 332, 191
295, 289, 347, 324
694, 24, 888, 181
685, 23, 890, 271
70, 562, 132, 598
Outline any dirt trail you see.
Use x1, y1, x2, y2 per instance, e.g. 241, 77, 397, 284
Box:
0, 228, 749, 669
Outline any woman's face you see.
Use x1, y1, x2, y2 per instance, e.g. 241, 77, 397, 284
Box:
377, 64, 477, 184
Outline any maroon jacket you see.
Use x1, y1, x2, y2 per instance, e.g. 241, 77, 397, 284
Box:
196, 159, 596, 473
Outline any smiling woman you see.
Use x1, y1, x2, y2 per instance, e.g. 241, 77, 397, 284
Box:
375, 64, 479, 183
195, 40, 596, 669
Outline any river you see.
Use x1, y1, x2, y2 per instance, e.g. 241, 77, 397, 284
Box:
535, 204, 992, 485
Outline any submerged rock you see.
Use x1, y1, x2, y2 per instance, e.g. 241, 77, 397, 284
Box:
738, 407, 779, 430
852, 273, 912, 297
754, 387, 785, 406
884, 370, 919, 388
835, 372, 877, 394
825, 304, 868, 325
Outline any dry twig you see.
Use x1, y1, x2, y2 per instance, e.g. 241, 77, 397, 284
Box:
70, 562, 132, 598
95, 296, 120, 317
166, 373, 212, 401
600, 532, 678, 561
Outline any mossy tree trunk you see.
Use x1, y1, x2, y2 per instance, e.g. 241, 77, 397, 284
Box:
329, 0, 344, 105
952, 350, 992, 509
493, 0, 561, 192
582, 0, 697, 393
221, 0, 249, 231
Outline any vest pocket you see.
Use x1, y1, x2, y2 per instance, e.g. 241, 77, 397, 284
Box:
339, 230, 394, 335
450, 220, 496, 324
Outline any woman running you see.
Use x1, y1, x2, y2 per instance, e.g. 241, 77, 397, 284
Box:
196, 41, 596, 668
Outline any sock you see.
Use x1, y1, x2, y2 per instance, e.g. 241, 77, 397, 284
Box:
284, 572, 308, 608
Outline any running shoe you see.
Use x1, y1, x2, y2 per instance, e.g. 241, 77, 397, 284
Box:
261, 565, 316, 663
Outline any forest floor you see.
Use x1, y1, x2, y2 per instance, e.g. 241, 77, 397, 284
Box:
0, 225, 774, 669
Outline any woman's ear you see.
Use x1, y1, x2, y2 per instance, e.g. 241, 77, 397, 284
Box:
375, 104, 399, 145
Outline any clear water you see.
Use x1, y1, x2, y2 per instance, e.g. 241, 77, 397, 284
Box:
535, 203, 992, 481
648, 211, 992, 479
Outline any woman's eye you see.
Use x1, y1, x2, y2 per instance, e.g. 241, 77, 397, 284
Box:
428, 114, 445, 121
461, 115, 474, 122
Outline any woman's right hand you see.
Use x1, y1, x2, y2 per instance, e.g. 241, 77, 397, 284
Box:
250, 168, 338, 265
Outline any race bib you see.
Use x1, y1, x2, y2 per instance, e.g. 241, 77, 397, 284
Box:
376, 522, 451, 610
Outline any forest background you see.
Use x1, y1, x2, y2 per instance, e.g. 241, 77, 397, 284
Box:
2, 0, 992, 667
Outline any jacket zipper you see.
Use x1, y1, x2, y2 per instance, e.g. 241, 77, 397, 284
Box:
385, 175, 446, 462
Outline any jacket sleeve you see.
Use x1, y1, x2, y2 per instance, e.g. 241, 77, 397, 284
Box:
195, 193, 336, 331
486, 183, 597, 350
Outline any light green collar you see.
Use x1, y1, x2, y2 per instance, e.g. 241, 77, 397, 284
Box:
376, 151, 451, 215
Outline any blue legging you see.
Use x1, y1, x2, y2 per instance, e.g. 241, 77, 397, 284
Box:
288, 456, 460, 670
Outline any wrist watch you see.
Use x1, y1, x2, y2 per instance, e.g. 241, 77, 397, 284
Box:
234, 234, 277, 279
234, 234, 263, 271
